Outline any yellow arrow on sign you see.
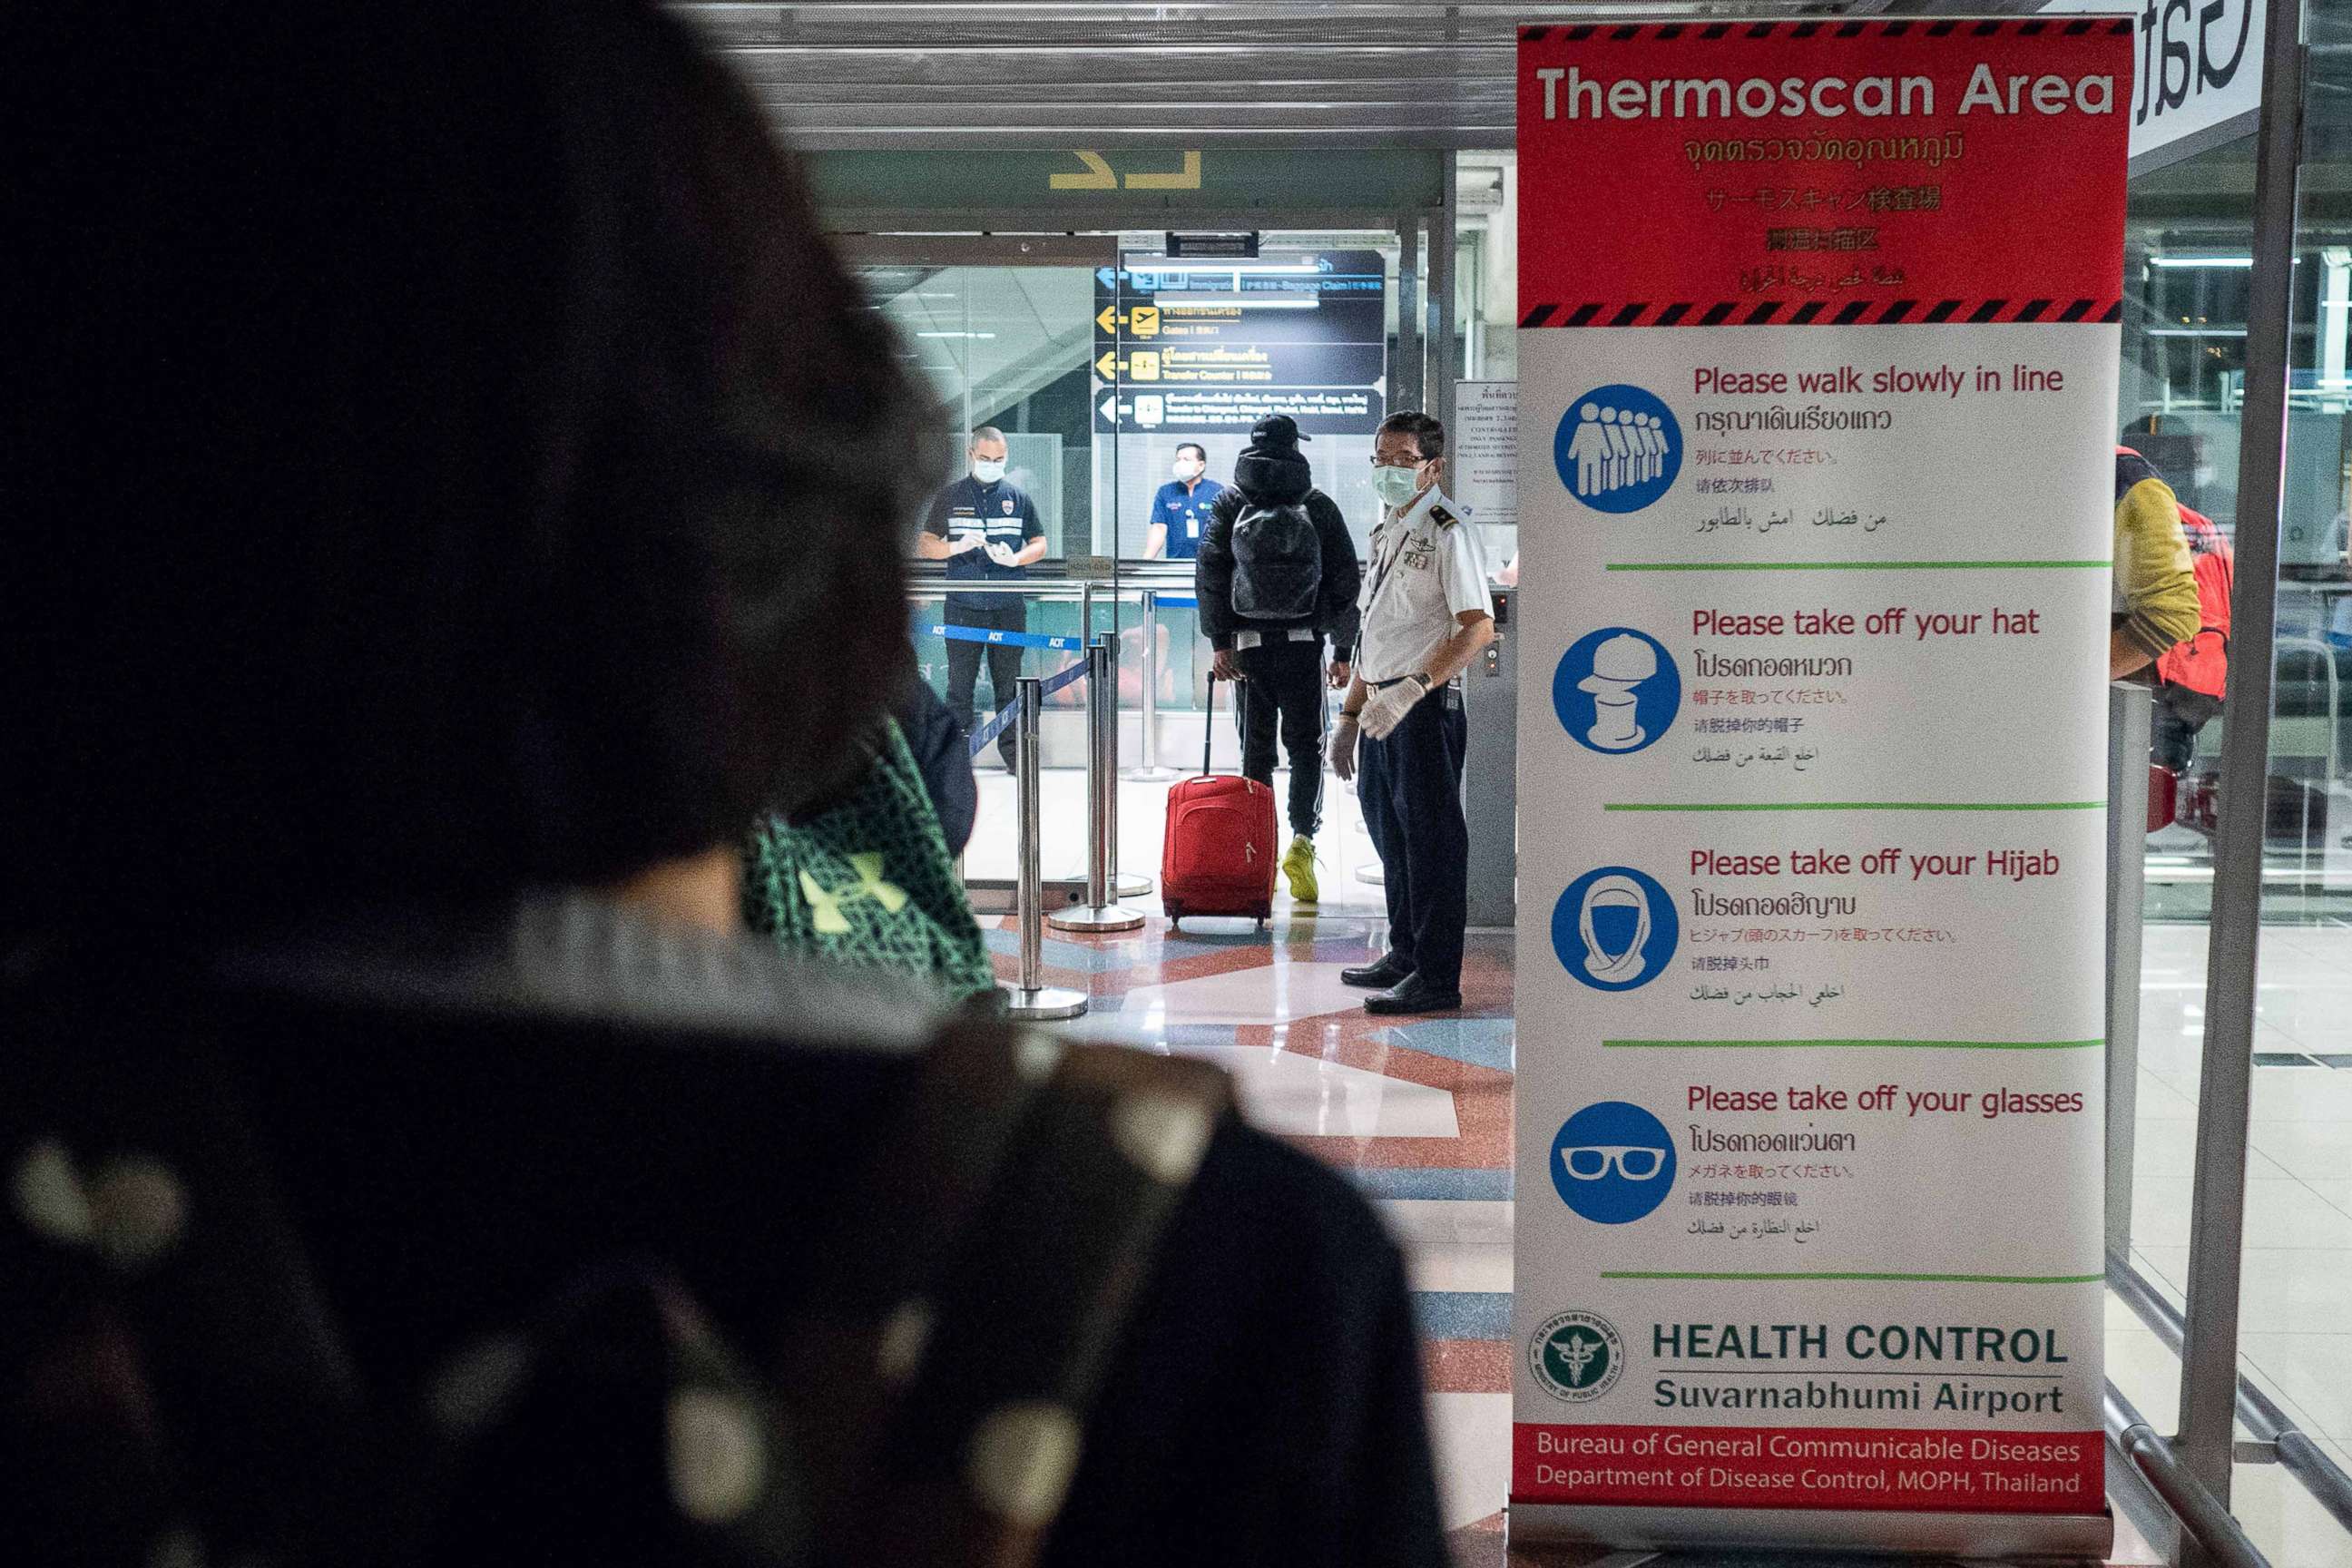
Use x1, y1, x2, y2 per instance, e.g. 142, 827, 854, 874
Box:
1124, 151, 1202, 191
1050, 151, 1118, 191
1095, 350, 1120, 378
1096, 305, 1119, 334
1049, 149, 1202, 193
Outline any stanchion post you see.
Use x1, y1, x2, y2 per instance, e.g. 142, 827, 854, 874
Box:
1050, 636, 1143, 933
1138, 591, 1159, 771
1006, 675, 1087, 1019
1097, 629, 1153, 898
1100, 630, 1123, 897
1124, 589, 1179, 784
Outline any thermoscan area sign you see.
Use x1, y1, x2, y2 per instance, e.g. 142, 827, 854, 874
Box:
1510, 16, 2128, 1558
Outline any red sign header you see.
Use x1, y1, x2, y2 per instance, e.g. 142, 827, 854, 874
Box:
1517, 18, 2133, 327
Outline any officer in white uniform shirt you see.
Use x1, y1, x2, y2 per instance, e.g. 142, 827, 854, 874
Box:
1327, 411, 1495, 1014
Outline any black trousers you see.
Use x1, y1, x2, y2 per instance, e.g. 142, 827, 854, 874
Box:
944, 599, 1025, 761
1234, 637, 1328, 839
1357, 686, 1468, 991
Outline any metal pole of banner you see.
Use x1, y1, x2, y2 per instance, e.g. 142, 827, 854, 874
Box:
1050, 636, 1142, 933
1005, 675, 1087, 1020
2105, 686, 2151, 1260
1124, 589, 1180, 783
2176, 0, 2306, 1546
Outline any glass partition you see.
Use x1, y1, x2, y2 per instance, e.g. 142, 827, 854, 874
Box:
1104, 229, 1409, 720
2098, 0, 2352, 1552
838, 222, 1442, 883
2226, 1, 2352, 1553
847, 240, 1118, 884
2086, 134, 2253, 1538
2128, 195, 2352, 920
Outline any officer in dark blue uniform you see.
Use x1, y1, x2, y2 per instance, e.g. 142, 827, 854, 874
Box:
919, 426, 1046, 769
1146, 442, 1226, 561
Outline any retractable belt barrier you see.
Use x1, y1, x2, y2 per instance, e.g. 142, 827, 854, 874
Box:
985, 634, 1143, 1017
923, 622, 1087, 652
1047, 634, 1142, 935
966, 659, 1088, 760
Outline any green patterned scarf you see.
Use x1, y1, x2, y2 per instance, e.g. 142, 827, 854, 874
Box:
744, 720, 999, 1006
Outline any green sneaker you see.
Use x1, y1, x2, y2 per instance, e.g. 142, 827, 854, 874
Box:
1281, 835, 1319, 904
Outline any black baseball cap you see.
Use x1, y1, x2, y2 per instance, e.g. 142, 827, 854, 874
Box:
1248, 414, 1309, 448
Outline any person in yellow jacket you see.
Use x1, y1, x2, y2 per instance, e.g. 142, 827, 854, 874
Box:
2112, 448, 2203, 681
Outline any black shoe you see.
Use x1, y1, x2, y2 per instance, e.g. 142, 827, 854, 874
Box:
1364, 974, 1462, 1015
997, 749, 1018, 775
1340, 954, 1415, 989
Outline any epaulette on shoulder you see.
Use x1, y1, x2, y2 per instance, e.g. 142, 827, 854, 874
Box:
1427, 504, 1459, 529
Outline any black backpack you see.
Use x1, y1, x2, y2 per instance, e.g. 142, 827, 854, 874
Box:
1230, 500, 1322, 620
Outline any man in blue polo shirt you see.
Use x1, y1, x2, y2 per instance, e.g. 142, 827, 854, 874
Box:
918, 426, 1047, 770
1145, 442, 1226, 561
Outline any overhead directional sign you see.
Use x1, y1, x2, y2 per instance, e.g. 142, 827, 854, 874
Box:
1095, 343, 1387, 387
1092, 250, 1387, 436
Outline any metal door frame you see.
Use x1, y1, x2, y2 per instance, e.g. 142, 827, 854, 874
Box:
831, 202, 1455, 565
826, 203, 1456, 445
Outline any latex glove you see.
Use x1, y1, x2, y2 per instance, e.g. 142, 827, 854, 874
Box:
1359, 680, 1424, 740
1327, 716, 1360, 782
985, 542, 1019, 568
948, 532, 985, 556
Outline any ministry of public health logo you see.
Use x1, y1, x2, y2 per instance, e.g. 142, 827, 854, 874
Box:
1530, 1309, 1625, 1403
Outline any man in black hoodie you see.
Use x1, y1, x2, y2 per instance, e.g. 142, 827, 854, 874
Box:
1194, 416, 1363, 905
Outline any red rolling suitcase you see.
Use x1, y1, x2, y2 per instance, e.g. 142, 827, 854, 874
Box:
1161, 674, 1279, 932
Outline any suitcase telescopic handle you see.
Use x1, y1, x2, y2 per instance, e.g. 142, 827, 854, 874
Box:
1203, 670, 1246, 777
1203, 672, 1214, 777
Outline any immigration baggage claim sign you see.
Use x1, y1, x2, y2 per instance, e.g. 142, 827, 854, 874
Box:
1511, 16, 2129, 1558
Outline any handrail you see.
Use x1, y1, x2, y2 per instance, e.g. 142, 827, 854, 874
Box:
2108, 1252, 2352, 1537
2108, 1384, 2275, 1568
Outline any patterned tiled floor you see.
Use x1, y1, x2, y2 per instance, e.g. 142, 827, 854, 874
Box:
975, 770, 2352, 1567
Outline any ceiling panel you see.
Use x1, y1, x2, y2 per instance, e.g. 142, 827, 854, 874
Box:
668, 0, 2009, 149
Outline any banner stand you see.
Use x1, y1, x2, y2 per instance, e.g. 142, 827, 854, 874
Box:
1509, 15, 2132, 1558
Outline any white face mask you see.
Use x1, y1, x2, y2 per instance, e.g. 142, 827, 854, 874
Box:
1372, 463, 1424, 508
1173, 457, 1205, 482
972, 457, 1007, 485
